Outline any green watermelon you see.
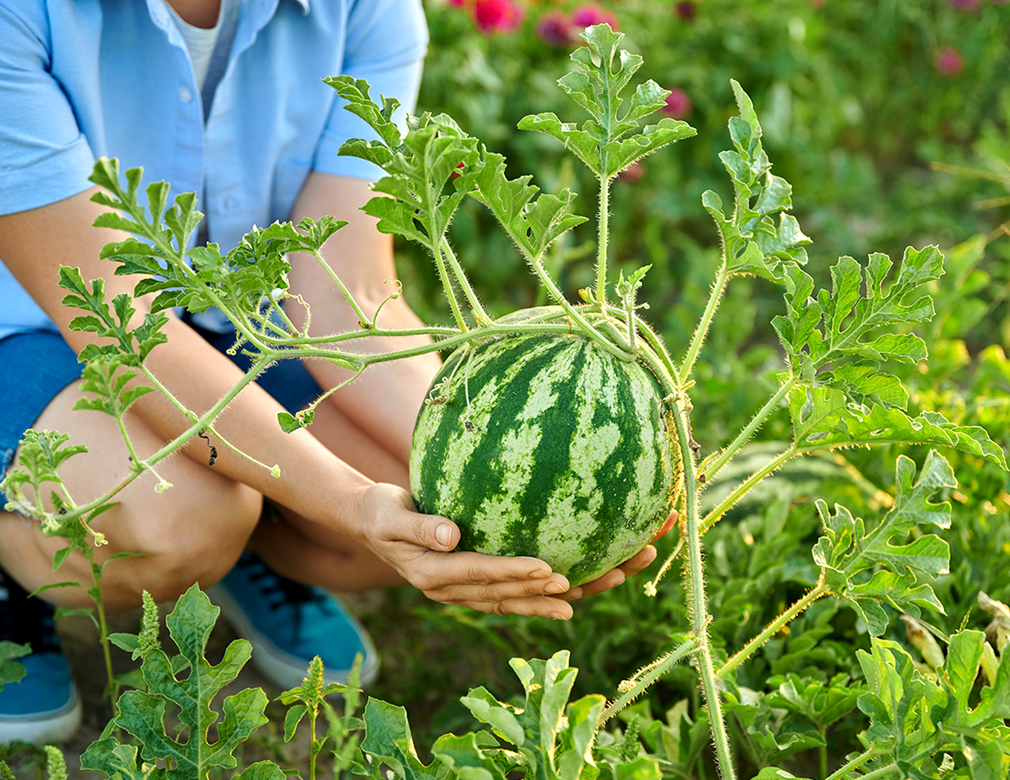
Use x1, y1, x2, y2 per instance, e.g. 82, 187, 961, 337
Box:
409, 321, 682, 586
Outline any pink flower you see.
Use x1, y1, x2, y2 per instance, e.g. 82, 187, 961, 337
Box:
536, 11, 574, 45
948, 0, 980, 9
571, 3, 618, 30
446, 0, 465, 6
660, 88, 692, 119
472, 0, 524, 33
934, 47, 964, 76
674, 1, 697, 20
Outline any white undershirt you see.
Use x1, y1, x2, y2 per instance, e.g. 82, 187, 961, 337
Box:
165, 0, 240, 101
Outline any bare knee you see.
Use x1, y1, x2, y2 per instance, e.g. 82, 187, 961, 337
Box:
105, 482, 263, 607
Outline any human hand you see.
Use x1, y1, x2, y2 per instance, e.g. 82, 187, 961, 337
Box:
558, 510, 678, 600
352, 483, 576, 619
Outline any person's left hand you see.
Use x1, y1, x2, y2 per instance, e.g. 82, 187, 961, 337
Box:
557, 510, 678, 600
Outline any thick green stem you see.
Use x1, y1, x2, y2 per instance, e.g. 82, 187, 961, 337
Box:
599, 637, 699, 724
819, 727, 828, 780
668, 395, 736, 780
677, 266, 730, 385
717, 580, 828, 680
702, 377, 796, 485
825, 749, 893, 780
700, 445, 798, 534
309, 711, 318, 780
596, 175, 611, 307
309, 248, 370, 326
439, 238, 492, 323
432, 240, 470, 333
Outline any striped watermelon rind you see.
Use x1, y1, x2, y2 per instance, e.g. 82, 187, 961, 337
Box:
409, 322, 682, 586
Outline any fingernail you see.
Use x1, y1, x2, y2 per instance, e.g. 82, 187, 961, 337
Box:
435, 523, 453, 549
529, 569, 550, 579
544, 581, 566, 594
550, 612, 569, 621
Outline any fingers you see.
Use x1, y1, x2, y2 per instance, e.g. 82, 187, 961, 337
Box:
560, 545, 659, 600
356, 483, 664, 618
410, 549, 574, 619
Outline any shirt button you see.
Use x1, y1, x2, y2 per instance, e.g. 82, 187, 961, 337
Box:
178, 86, 194, 104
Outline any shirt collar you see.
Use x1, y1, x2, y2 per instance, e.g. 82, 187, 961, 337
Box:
145, 0, 311, 36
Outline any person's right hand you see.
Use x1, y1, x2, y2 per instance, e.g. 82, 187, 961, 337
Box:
352, 483, 576, 619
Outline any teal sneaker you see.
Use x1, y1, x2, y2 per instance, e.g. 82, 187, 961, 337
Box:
0, 575, 82, 744
207, 554, 379, 691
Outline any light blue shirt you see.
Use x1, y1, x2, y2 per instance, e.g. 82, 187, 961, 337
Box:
0, 0, 428, 340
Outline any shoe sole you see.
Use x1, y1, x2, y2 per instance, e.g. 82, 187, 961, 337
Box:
205, 585, 380, 692
0, 685, 82, 745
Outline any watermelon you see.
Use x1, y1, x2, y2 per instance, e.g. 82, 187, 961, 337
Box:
409, 316, 682, 586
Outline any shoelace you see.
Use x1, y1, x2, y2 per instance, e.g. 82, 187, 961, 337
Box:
0, 574, 61, 653
235, 554, 336, 639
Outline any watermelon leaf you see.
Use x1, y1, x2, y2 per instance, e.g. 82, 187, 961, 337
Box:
774, 247, 940, 385
701, 80, 810, 283
0, 641, 30, 692
812, 452, 954, 635
855, 632, 1010, 777
456, 652, 607, 780
517, 25, 695, 180
787, 383, 1007, 468
81, 585, 277, 780
361, 699, 451, 780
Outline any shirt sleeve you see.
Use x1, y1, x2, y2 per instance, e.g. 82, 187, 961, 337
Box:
312, 0, 428, 180
0, 1, 96, 215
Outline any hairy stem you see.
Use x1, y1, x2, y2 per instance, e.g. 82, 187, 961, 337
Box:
824, 745, 888, 778
677, 266, 730, 385
439, 238, 492, 323
596, 174, 611, 307
700, 445, 798, 534
701, 377, 796, 485
431, 239, 469, 333
825, 749, 893, 780
717, 579, 828, 680
309, 247, 371, 327
599, 637, 699, 724
668, 394, 736, 780
46, 357, 271, 529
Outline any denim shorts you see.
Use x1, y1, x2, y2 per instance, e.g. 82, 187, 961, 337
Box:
0, 318, 324, 505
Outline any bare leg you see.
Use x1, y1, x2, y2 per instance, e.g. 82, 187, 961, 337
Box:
0, 381, 262, 611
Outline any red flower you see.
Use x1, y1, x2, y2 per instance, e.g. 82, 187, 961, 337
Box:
660, 88, 692, 119
467, 0, 524, 33
934, 47, 964, 76
571, 3, 619, 30
674, 1, 697, 20
536, 11, 574, 45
